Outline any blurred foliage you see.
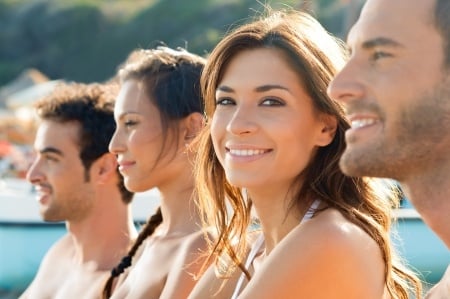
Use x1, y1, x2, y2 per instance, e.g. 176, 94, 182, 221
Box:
0, 0, 358, 86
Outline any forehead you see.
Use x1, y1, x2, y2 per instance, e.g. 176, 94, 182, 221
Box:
115, 79, 158, 117
34, 120, 80, 152
348, 0, 438, 48
220, 48, 300, 85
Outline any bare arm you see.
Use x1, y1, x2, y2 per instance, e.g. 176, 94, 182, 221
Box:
187, 262, 242, 299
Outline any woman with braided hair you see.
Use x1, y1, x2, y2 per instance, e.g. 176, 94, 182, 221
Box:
105, 46, 207, 298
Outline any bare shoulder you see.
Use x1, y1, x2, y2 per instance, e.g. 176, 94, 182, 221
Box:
19, 234, 74, 298
238, 208, 386, 299
33, 234, 73, 271
180, 229, 209, 250
282, 207, 384, 272
159, 230, 211, 299
301, 208, 379, 253
174, 230, 210, 267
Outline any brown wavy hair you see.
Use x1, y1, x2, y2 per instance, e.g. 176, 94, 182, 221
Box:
194, 9, 422, 299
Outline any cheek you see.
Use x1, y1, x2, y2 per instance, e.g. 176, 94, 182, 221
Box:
129, 126, 161, 151
278, 122, 319, 166
210, 116, 226, 163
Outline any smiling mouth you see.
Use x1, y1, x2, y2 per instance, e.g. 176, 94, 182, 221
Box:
227, 148, 271, 156
350, 118, 379, 129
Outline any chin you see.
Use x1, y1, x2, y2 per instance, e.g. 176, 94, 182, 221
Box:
125, 179, 151, 193
339, 151, 370, 177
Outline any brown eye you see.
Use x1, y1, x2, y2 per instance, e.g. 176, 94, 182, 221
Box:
260, 97, 284, 106
216, 98, 235, 106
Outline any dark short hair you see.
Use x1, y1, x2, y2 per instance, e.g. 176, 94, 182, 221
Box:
35, 82, 134, 204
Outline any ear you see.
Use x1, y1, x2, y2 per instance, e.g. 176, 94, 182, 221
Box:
182, 112, 205, 142
91, 152, 118, 184
315, 114, 337, 147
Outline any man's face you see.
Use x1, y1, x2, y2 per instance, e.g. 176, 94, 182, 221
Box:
27, 120, 95, 222
327, 0, 450, 181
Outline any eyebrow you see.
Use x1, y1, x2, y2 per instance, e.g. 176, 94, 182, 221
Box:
39, 147, 64, 157
217, 84, 292, 94
361, 37, 405, 49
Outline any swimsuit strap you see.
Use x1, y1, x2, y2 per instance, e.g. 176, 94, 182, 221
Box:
304, 199, 320, 221
230, 234, 264, 299
230, 199, 321, 299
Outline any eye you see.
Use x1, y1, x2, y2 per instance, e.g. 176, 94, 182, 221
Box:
260, 97, 284, 106
371, 50, 392, 61
44, 155, 59, 162
124, 119, 138, 127
216, 97, 235, 106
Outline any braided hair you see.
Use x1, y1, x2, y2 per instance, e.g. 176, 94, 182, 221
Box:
102, 208, 162, 298
102, 46, 205, 298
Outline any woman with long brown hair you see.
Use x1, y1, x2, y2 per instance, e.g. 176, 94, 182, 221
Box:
105, 46, 208, 299
189, 9, 422, 299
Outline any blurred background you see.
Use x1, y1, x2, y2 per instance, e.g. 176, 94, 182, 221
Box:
0, 0, 365, 177
0, 0, 363, 85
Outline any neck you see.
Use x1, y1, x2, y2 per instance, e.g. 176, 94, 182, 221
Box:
66, 190, 137, 270
248, 186, 304, 254
400, 161, 450, 249
156, 170, 202, 237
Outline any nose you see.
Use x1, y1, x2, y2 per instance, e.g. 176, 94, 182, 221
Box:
109, 129, 125, 154
327, 60, 365, 105
26, 158, 44, 185
226, 105, 258, 136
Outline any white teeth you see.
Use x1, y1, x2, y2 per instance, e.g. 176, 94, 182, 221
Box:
351, 119, 377, 128
229, 149, 266, 156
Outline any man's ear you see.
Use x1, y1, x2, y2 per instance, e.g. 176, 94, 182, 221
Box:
183, 112, 205, 142
91, 152, 118, 184
316, 114, 337, 147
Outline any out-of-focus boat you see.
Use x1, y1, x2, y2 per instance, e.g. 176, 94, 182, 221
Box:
0, 178, 160, 292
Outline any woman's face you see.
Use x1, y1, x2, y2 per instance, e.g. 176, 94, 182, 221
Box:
211, 48, 334, 194
109, 79, 178, 192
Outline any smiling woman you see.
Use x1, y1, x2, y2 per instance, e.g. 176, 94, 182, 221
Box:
188, 8, 422, 299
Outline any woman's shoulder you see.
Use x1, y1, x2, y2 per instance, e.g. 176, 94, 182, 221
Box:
300, 207, 374, 244
237, 208, 387, 298
178, 229, 209, 250
275, 207, 383, 271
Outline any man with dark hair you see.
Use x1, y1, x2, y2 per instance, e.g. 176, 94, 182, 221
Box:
327, 0, 450, 297
20, 83, 137, 299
